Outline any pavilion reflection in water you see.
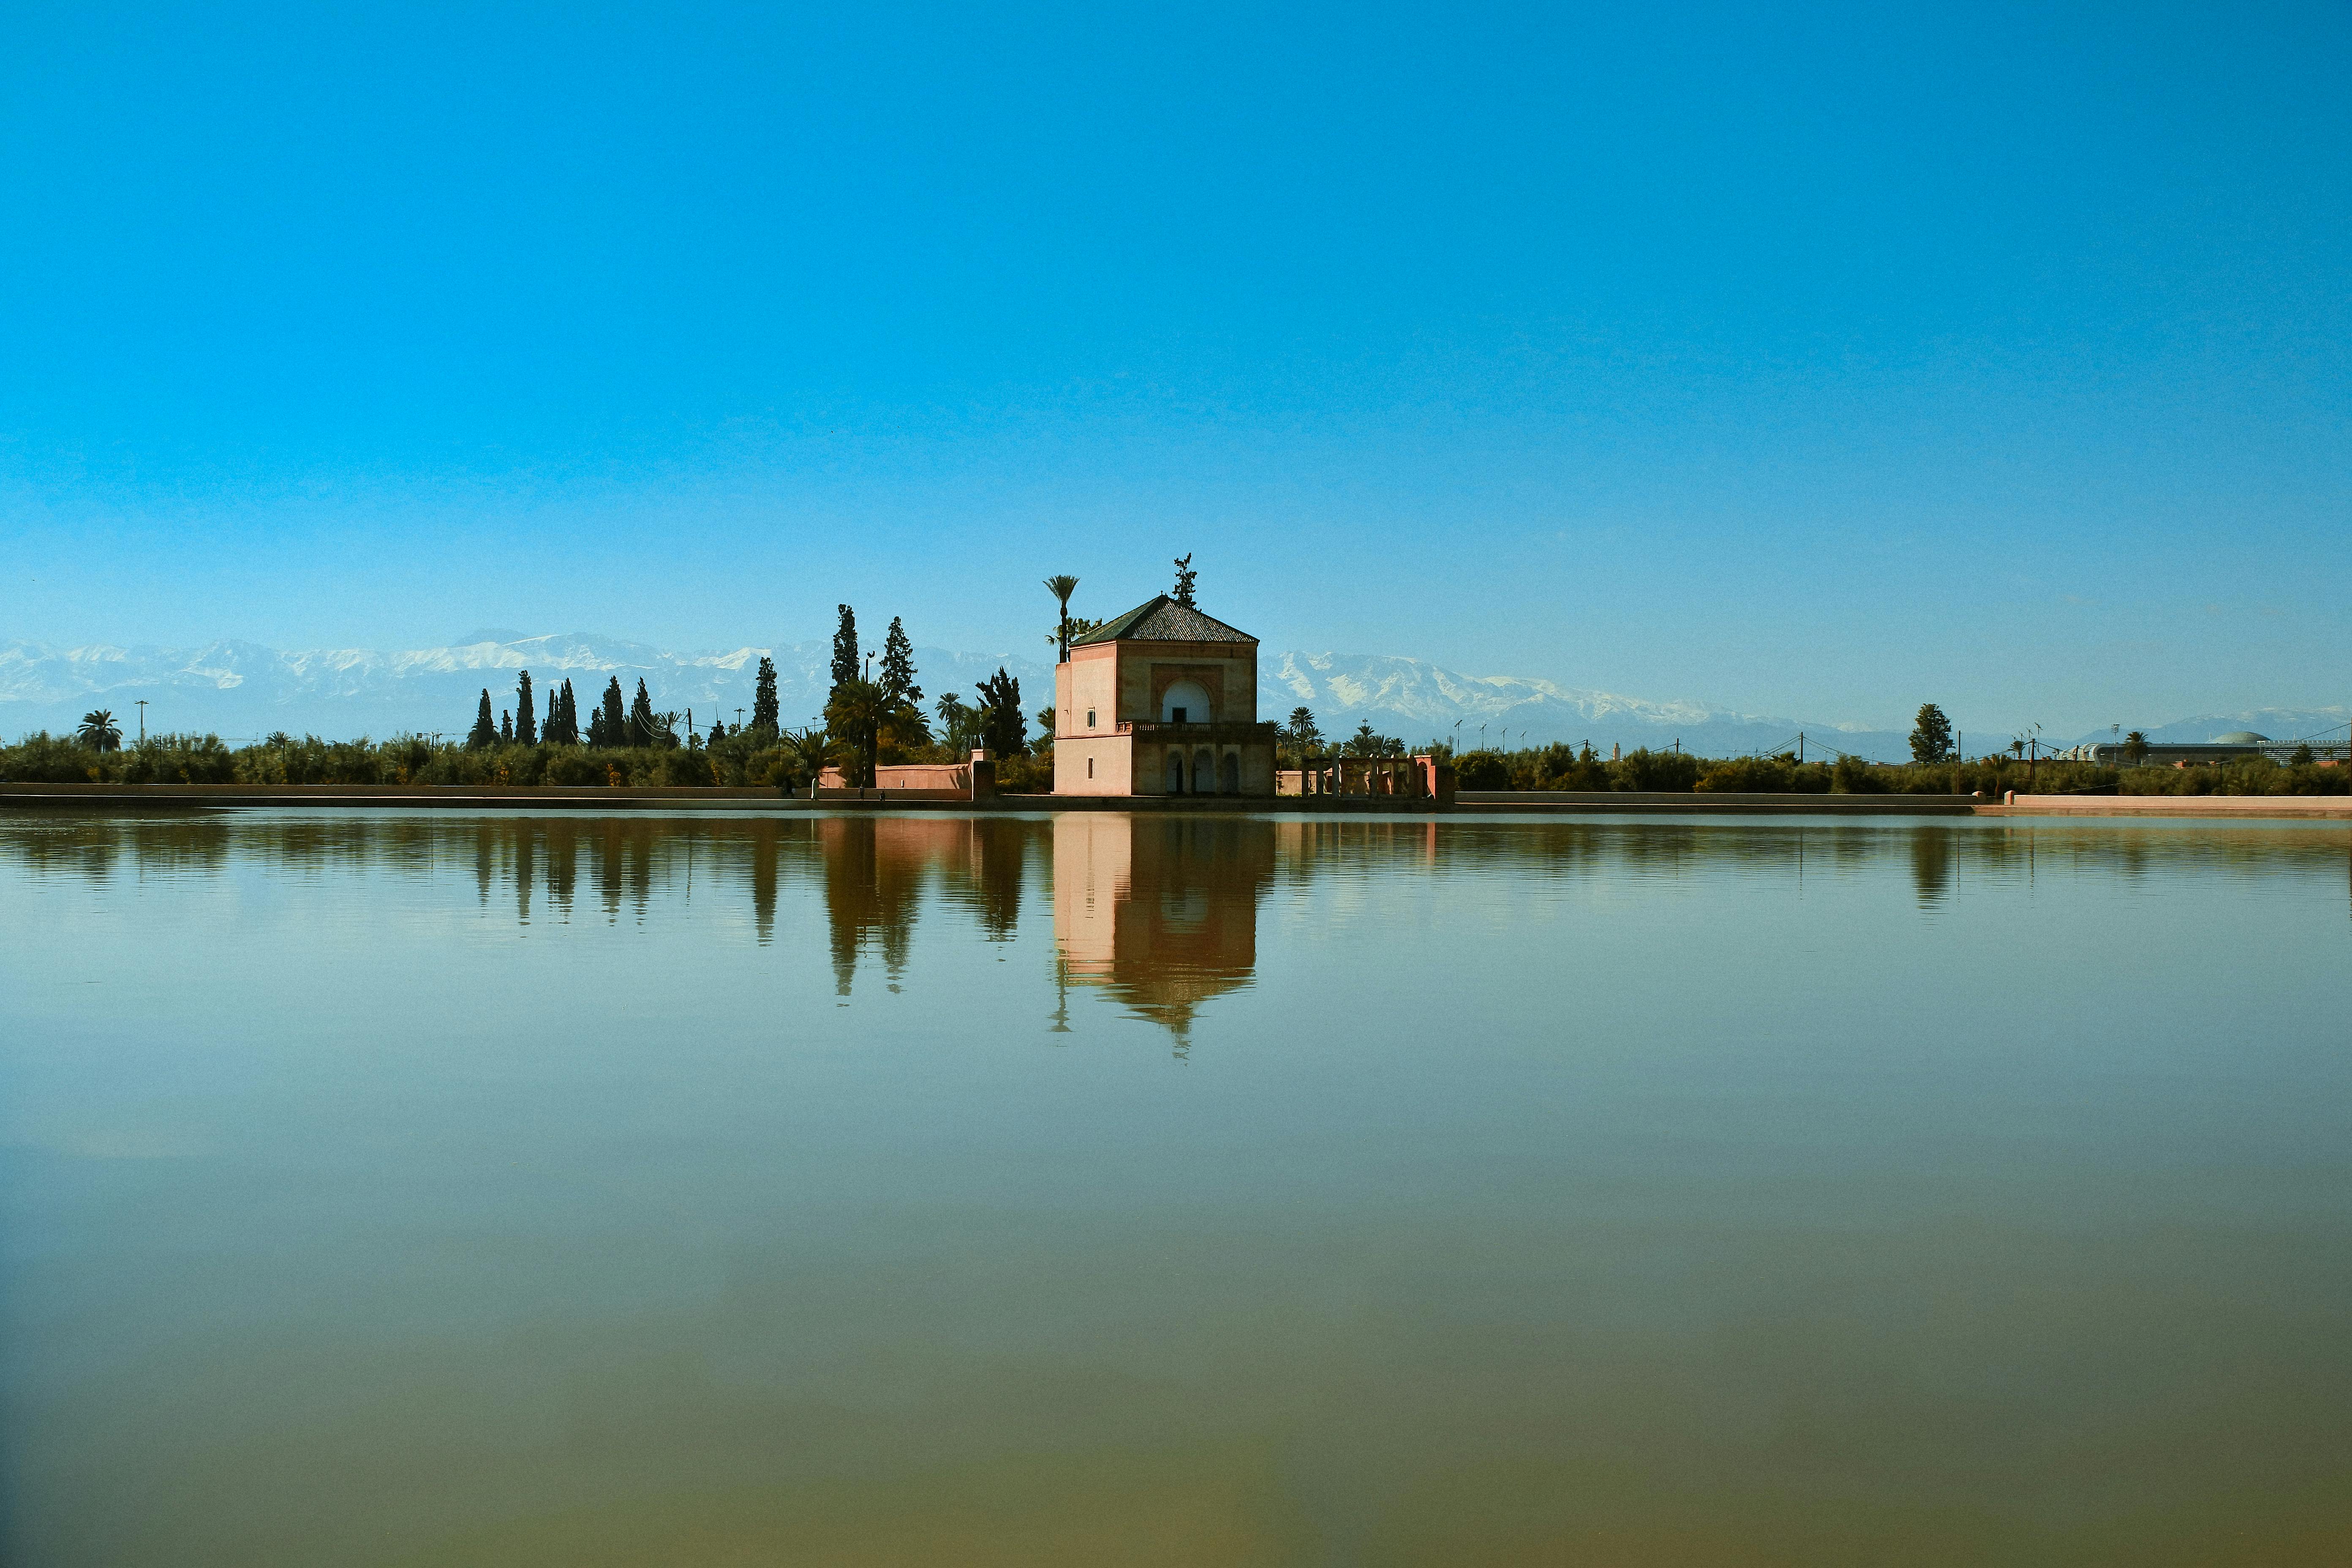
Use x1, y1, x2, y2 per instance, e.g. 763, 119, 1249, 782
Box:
1053, 813, 1275, 1042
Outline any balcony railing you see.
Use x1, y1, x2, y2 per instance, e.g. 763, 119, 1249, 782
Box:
1108, 720, 1279, 740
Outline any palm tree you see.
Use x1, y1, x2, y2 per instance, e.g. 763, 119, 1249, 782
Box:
824, 678, 927, 788
780, 726, 840, 799
77, 710, 122, 751
1044, 574, 1080, 663
824, 680, 885, 788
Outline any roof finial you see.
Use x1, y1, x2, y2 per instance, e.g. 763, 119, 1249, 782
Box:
1171, 553, 1197, 609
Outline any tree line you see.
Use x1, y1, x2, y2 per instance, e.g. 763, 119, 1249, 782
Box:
440, 603, 1046, 791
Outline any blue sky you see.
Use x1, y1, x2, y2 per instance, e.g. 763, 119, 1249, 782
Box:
3, 1, 2346, 734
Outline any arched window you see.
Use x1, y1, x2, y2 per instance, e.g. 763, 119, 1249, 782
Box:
1165, 751, 1185, 793
1160, 680, 1212, 724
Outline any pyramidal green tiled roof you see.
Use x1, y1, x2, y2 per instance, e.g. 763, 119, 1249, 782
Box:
1071, 595, 1256, 646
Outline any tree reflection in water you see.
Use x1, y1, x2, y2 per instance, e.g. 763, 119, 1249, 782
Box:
7, 810, 2349, 1023
818, 816, 1032, 995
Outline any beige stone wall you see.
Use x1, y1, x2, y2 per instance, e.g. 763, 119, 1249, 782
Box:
1053, 734, 1134, 795
1054, 636, 1262, 795
1115, 641, 1257, 724
1134, 737, 1274, 796
1055, 648, 1121, 736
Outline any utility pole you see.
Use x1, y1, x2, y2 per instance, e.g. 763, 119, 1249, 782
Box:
1798, 730, 1804, 763
135, 700, 147, 744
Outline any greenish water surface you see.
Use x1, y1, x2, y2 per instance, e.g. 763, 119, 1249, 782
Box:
3, 810, 2348, 1566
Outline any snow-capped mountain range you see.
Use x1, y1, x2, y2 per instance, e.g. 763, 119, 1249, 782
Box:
7, 630, 2339, 761
0, 631, 1913, 757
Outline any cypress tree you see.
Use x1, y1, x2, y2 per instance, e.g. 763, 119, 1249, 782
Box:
468, 689, 498, 750
596, 677, 625, 749
500, 710, 514, 743
516, 670, 536, 745
879, 616, 921, 708
628, 678, 657, 747
751, 656, 780, 737
975, 668, 1024, 757
555, 679, 579, 745
830, 604, 859, 697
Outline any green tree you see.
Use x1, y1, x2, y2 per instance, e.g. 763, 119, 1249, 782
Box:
1908, 703, 1954, 764
590, 677, 626, 748
515, 670, 536, 745
1833, 753, 1889, 793
500, 709, 514, 743
830, 604, 860, 697
627, 678, 659, 747
76, 709, 123, 751
751, 656, 780, 737
541, 680, 571, 746
2123, 730, 2149, 765
975, 667, 1025, 756
1284, 706, 1321, 754
880, 617, 921, 708
780, 726, 838, 798
1044, 574, 1079, 662
824, 678, 891, 787
467, 690, 498, 750
1171, 553, 1197, 608
935, 691, 982, 754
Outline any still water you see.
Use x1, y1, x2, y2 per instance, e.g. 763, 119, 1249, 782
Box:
3, 809, 2349, 1566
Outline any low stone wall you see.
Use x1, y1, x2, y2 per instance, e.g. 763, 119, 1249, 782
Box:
1991, 793, 2352, 819
0, 782, 786, 810
1455, 792, 1979, 815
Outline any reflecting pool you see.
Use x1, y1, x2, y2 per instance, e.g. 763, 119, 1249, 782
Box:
3, 810, 2349, 1565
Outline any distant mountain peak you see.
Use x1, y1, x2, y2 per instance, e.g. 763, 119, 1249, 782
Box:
20, 631, 2295, 763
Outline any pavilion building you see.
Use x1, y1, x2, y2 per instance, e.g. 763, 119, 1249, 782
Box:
1052, 594, 1279, 796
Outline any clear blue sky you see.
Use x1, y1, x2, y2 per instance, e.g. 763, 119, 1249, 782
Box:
4, 1, 2346, 734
